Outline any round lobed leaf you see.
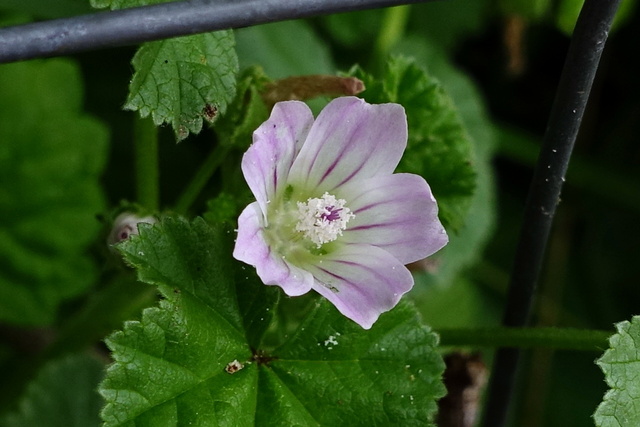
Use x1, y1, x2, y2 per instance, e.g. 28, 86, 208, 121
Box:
100, 217, 445, 426
594, 316, 640, 427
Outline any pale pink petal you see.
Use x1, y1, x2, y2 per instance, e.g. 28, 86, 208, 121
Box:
306, 244, 414, 329
242, 101, 314, 214
233, 202, 314, 296
338, 173, 448, 264
288, 97, 407, 192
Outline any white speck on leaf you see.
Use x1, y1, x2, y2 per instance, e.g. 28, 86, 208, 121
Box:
225, 360, 244, 374
324, 335, 339, 349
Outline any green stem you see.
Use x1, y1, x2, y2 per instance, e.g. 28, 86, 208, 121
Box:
174, 144, 231, 214
134, 116, 159, 211
436, 327, 611, 352
373, 5, 410, 70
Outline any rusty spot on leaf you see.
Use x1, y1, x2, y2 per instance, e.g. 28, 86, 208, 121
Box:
203, 104, 218, 122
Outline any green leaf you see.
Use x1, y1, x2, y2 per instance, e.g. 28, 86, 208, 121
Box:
594, 316, 640, 426
100, 217, 445, 425
0, 59, 108, 326
392, 38, 497, 289
264, 299, 445, 425
214, 66, 270, 149
235, 20, 334, 79
1, 353, 104, 427
203, 192, 242, 226
319, 10, 383, 49
90, 0, 238, 141
125, 32, 238, 141
235, 21, 336, 114
348, 56, 476, 232
100, 218, 253, 426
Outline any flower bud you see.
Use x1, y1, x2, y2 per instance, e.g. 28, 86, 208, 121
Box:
107, 212, 157, 246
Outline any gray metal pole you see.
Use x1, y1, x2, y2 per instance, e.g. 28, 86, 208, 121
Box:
0, 0, 435, 64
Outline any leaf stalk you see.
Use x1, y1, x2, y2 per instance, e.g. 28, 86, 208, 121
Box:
134, 116, 159, 211
437, 327, 611, 352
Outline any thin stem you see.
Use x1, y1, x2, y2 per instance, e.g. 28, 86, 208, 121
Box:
0, 0, 436, 64
134, 116, 159, 211
373, 5, 410, 68
174, 144, 230, 214
482, 1, 622, 426
437, 327, 611, 352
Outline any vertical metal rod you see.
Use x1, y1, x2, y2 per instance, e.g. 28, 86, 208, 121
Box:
482, 1, 622, 425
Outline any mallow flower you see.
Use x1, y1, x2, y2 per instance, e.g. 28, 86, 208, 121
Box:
233, 96, 448, 329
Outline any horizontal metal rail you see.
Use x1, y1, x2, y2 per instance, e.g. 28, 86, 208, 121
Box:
0, 0, 434, 64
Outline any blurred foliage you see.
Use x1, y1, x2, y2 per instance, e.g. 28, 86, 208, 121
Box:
0, 59, 108, 326
235, 20, 335, 79
555, 0, 637, 35
0, 354, 104, 427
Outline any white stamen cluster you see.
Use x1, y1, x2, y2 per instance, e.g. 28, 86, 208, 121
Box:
295, 192, 355, 248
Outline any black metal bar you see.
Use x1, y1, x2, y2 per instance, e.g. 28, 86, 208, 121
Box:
0, 0, 434, 64
482, 0, 622, 426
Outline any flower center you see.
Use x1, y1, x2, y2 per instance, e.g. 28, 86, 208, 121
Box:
295, 192, 355, 248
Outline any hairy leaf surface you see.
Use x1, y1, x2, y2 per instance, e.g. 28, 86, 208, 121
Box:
100, 217, 445, 426
91, 0, 238, 141
125, 32, 238, 141
594, 316, 640, 427
349, 56, 476, 231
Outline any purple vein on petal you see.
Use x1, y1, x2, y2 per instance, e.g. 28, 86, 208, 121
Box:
315, 265, 374, 304
332, 258, 400, 288
302, 122, 342, 183
334, 159, 366, 189
246, 225, 261, 242
348, 217, 416, 231
316, 120, 369, 188
302, 112, 369, 188
264, 243, 272, 262
272, 167, 278, 195
352, 200, 393, 215
278, 257, 292, 282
